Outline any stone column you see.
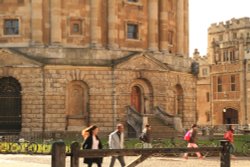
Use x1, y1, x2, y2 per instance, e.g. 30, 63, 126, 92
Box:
90, 0, 102, 48
50, 0, 62, 45
148, 0, 158, 51
108, 0, 118, 49
176, 0, 184, 56
31, 0, 43, 45
184, 0, 189, 57
159, 0, 168, 53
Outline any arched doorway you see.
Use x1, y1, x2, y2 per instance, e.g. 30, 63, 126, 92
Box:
0, 77, 22, 133
131, 86, 142, 113
66, 80, 89, 130
223, 108, 238, 124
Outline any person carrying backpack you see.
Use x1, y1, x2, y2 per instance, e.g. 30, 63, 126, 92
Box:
183, 124, 204, 159
139, 124, 152, 148
224, 125, 236, 159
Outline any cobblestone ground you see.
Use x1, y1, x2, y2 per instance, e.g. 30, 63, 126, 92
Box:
0, 155, 249, 167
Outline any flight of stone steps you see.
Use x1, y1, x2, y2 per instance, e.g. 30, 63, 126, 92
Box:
148, 116, 181, 139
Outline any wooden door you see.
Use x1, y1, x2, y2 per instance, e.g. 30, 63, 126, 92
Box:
223, 108, 238, 124
131, 86, 142, 113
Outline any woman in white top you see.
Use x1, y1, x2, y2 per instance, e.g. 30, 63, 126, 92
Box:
82, 125, 103, 167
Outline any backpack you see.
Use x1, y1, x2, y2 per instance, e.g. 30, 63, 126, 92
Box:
139, 132, 146, 142
184, 130, 191, 141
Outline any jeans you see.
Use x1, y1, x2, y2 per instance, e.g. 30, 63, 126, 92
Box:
143, 143, 152, 148
109, 156, 125, 167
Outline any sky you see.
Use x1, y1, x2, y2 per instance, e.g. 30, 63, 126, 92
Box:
189, 0, 250, 56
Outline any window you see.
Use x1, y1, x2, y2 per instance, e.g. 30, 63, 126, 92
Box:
233, 32, 237, 39
127, 23, 139, 39
202, 68, 208, 76
168, 31, 174, 45
218, 77, 222, 92
4, 19, 19, 35
230, 50, 235, 61
70, 19, 82, 35
231, 75, 236, 91
219, 35, 223, 41
206, 92, 210, 102
128, 0, 138, 2
223, 51, 228, 61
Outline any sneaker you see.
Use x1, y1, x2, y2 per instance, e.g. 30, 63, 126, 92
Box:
183, 156, 188, 160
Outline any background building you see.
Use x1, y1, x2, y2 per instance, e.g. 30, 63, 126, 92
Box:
196, 17, 250, 126
0, 0, 195, 137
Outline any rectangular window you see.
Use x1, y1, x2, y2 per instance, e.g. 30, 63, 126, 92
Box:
218, 77, 222, 92
128, 0, 138, 2
127, 24, 138, 39
223, 51, 228, 61
206, 92, 210, 102
70, 19, 82, 35
219, 34, 223, 41
231, 75, 236, 91
202, 68, 208, 76
233, 32, 237, 39
230, 50, 235, 61
4, 19, 19, 35
168, 31, 174, 45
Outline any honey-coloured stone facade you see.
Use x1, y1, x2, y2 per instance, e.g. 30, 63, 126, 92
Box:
196, 17, 250, 126
0, 0, 195, 136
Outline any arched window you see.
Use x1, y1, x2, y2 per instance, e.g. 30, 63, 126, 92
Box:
0, 77, 22, 132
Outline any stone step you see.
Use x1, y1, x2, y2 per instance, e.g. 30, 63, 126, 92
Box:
147, 116, 179, 139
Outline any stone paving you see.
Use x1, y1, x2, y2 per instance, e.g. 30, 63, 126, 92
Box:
0, 154, 249, 167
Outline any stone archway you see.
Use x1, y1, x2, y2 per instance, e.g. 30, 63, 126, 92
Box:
129, 79, 153, 114
223, 108, 238, 124
66, 80, 89, 131
0, 77, 22, 133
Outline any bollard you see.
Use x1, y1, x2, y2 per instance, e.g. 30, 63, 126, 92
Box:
220, 140, 230, 167
52, 141, 66, 167
71, 142, 80, 167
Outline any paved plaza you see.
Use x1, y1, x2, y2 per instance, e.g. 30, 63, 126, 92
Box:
0, 154, 249, 167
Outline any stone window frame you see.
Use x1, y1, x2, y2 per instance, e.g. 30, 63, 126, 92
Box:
230, 75, 236, 91
1, 17, 21, 37
206, 92, 210, 102
202, 67, 208, 76
124, 0, 142, 6
217, 76, 222, 92
68, 17, 85, 37
219, 34, 223, 41
125, 21, 141, 41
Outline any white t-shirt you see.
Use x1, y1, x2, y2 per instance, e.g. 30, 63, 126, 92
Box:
92, 135, 99, 149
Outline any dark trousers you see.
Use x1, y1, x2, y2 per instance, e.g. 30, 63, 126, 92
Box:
109, 156, 125, 167
87, 162, 101, 167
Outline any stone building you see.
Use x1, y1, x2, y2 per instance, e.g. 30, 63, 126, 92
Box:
0, 0, 195, 137
196, 17, 250, 126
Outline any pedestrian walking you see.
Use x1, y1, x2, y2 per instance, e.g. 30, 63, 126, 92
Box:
82, 125, 103, 167
224, 125, 236, 159
183, 124, 204, 159
140, 124, 152, 148
108, 123, 126, 167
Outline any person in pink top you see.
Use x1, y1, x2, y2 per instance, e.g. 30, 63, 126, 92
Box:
183, 124, 204, 159
224, 125, 236, 159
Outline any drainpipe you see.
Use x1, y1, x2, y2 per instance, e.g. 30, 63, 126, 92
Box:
42, 66, 46, 138
111, 60, 117, 130
244, 59, 248, 125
